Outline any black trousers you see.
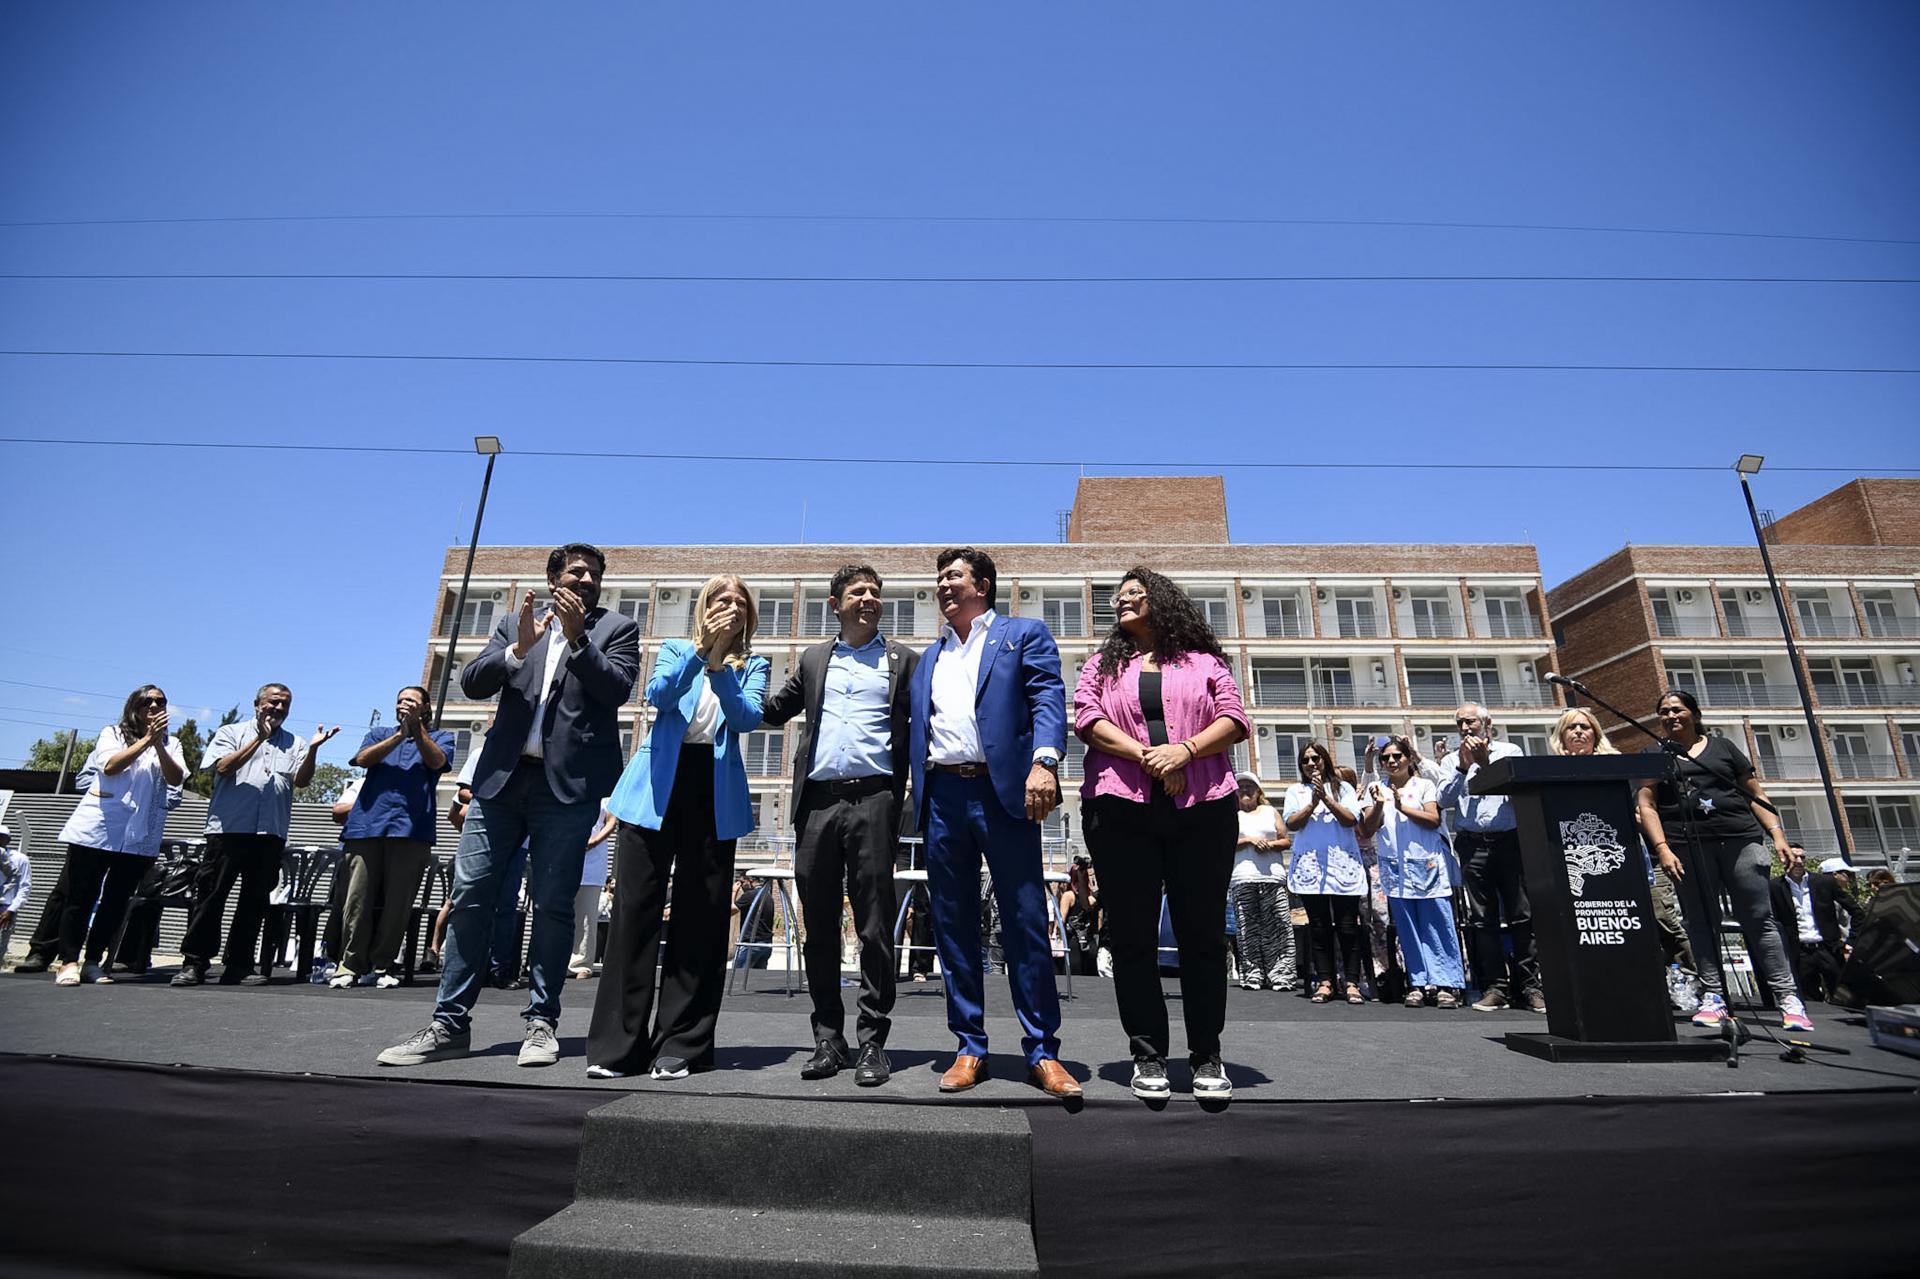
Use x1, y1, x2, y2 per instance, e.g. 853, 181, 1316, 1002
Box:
1457, 829, 1540, 997
1790, 939, 1845, 1002
180, 832, 285, 978
23, 862, 71, 963
1299, 893, 1364, 987
794, 780, 900, 1049
587, 746, 736, 1073
1084, 793, 1238, 1065
56, 845, 148, 965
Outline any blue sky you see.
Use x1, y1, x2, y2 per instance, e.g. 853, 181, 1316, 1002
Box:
2, 2, 1916, 767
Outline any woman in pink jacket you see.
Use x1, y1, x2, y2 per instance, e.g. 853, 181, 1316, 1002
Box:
1075, 568, 1250, 1102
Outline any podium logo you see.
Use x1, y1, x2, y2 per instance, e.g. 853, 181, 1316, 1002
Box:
1559, 812, 1627, 896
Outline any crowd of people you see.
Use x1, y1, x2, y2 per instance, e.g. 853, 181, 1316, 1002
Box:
4, 541, 1890, 1104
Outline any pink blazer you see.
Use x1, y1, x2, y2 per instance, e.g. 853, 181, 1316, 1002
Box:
1074, 650, 1250, 808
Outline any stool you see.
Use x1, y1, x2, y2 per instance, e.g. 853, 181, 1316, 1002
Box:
730, 865, 802, 996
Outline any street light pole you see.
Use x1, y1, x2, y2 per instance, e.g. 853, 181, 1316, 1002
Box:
1733, 455, 1851, 856
434, 436, 503, 730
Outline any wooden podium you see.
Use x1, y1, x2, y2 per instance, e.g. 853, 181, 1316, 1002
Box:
1472, 755, 1725, 1062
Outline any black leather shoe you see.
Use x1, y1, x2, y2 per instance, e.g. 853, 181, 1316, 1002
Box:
853, 1043, 891, 1087
800, 1043, 847, 1080
14, 955, 50, 974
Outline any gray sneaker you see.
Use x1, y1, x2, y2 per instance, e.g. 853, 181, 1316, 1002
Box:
1191, 1056, 1234, 1099
518, 1020, 560, 1067
377, 1022, 471, 1067
1129, 1058, 1171, 1100
1471, 988, 1511, 1012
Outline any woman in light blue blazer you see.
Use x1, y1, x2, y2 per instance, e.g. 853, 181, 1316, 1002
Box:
587, 574, 769, 1080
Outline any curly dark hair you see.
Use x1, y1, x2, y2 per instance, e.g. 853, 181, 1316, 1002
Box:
1092, 567, 1227, 682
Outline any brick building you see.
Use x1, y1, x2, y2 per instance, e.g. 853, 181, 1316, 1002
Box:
422, 476, 1562, 847
1547, 478, 1920, 865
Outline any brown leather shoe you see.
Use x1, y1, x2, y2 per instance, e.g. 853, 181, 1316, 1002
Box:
1028, 1059, 1082, 1100
939, 1054, 989, 1093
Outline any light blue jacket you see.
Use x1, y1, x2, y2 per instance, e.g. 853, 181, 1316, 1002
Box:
606, 640, 770, 841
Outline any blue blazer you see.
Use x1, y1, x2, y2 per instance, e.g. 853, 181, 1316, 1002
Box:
606, 639, 769, 841
462, 607, 640, 808
909, 612, 1067, 830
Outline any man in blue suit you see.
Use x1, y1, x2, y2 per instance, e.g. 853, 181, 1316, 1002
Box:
380, 543, 640, 1070
910, 547, 1080, 1099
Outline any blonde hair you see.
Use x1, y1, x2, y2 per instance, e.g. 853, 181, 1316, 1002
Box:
1549, 707, 1618, 756
694, 575, 758, 670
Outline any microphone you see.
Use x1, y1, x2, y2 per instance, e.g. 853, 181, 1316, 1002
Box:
1542, 672, 1577, 690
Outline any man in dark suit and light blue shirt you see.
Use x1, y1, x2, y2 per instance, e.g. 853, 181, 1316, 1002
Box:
380, 543, 639, 1069
910, 547, 1080, 1100
760, 565, 918, 1086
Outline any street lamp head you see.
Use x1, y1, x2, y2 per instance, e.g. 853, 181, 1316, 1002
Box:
1734, 454, 1764, 475
474, 436, 503, 456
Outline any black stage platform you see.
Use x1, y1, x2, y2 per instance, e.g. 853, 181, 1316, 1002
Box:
4, 971, 1917, 1276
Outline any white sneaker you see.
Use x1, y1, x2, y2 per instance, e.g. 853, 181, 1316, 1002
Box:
328, 970, 357, 989
519, 1021, 561, 1067
375, 973, 401, 989
586, 1064, 627, 1080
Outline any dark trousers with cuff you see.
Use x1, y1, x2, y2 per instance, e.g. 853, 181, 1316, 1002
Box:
1457, 829, 1540, 997
181, 832, 285, 978
1084, 792, 1237, 1065
794, 778, 900, 1051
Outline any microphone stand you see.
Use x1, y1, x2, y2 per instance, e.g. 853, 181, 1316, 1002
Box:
1546, 675, 1754, 1067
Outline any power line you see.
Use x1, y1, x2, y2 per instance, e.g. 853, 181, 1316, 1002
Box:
0, 209, 1913, 246
3, 349, 1915, 375
2, 435, 1915, 476
5, 272, 1916, 285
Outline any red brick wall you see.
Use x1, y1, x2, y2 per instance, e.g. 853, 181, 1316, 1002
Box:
1066, 476, 1230, 544
1769, 478, 1920, 548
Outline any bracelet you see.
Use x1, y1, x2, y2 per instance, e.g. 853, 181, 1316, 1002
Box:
1180, 741, 1196, 761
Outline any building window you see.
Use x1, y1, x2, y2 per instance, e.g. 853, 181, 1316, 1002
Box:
449, 729, 472, 771
1405, 658, 1457, 708
1260, 592, 1305, 638
1091, 584, 1117, 634
1846, 797, 1919, 857
1718, 587, 1781, 638
877, 596, 916, 637
614, 595, 650, 635
1794, 591, 1856, 639
1901, 724, 1920, 777
1810, 658, 1883, 707
1041, 590, 1085, 638
1248, 659, 1307, 707
1458, 658, 1504, 709
802, 596, 834, 637
1860, 590, 1918, 639
1508, 730, 1549, 757
1310, 659, 1355, 706
1409, 592, 1458, 638
760, 596, 795, 638
743, 730, 785, 777
1333, 592, 1378, 639
1188, 590, 1233, 637
1258, 725, 1314, 778
441, 596, 496, 638
1481, 591, 1533, 638
1062, 736, 1087, 781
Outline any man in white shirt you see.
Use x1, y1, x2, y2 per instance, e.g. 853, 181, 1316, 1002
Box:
0, 825, 28, 965
906, 548, 1078, 1100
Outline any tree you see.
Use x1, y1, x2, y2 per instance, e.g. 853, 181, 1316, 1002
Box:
296, 763, 358, 805
183, 706, 240, 798
22, 730, 97, 780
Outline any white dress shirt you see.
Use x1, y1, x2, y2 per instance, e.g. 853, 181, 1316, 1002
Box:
1786, 872, 1821, 943
928, 609, 997, 765
503, 622, 574, 758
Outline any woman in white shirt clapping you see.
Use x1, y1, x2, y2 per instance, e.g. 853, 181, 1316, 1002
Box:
1359, 735, 1464, 1008
46, 686, 186, 985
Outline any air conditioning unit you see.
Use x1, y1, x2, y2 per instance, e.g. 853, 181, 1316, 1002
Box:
1019, 588, 1033, 602
1901, 660, 1917, 685
490, 590, 504, 602
1467, 587, 1481, 601
1257, 726, 1271, 739
1521, 667, 1536, 684
1780, 725, 1799, 740
1744, 589, 1766, 605
1316, 588, 1330, 603
1413, 725, 1428, 738
1363, 700, 1382, 708
1332, 725, 1348, 739
916, 590, 931, 602
659, 589, 677, 604
1676, 589, 1696, 605
1391, 588, 1405, 602
1241, 588, 1255, 602
469, 718, 487, 732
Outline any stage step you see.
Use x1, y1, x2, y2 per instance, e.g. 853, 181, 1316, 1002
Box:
509, 1093, 1038, 1279
510, 1198, 1038, 1279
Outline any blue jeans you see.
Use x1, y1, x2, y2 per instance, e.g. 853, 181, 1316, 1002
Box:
433, 761, 596, 1033
924, 769, 1061, 1066
488, 842, 530, 982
